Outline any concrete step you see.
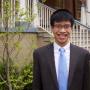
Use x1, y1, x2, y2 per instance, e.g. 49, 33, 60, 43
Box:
37, 28, 53, 47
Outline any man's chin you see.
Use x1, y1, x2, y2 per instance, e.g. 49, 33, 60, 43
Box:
57, 40, 69, 45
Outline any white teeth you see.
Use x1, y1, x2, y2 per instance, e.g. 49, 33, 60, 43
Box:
58, 34, 67, 36
57, 34, 68, 38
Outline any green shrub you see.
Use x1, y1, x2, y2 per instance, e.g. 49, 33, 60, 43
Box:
0, 63, 33, 90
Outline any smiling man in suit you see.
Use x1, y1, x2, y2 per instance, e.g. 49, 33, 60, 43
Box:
32, 9, 90, 90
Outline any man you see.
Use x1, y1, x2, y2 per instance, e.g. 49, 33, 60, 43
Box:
32, 9, 90, 90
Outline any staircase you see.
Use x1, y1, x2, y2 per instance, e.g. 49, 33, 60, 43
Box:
36, 2, 90, 52
0, 1, 90, 51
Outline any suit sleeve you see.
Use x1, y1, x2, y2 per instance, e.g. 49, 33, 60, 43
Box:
32, 50, 42, 90
83, 52, 90, 90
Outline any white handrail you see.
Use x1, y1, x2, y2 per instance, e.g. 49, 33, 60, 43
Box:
0, 1, 90, 51
38, 2, 90, 51
72, 21, 90, 51
38, 3, 55, 33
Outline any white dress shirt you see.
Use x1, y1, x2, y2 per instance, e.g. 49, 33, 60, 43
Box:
54, 42, 70, 78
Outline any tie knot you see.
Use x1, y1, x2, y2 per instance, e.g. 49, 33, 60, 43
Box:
59, 48, 65, 53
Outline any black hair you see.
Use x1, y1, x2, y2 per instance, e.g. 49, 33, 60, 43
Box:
50, 9, 74, 27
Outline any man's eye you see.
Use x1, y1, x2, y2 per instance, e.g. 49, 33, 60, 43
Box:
64, 25, 71, 29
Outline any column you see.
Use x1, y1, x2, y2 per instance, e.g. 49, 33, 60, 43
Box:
80, 4, 86, 25
32, 0, 40, 27
19, 0, 26, 21
1, 0, 3, 27
86, 0, 90, 26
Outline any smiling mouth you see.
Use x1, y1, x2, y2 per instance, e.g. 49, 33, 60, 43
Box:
57, 33, 69, 37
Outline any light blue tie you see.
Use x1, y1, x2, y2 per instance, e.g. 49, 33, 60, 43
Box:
58, 48, 68, 90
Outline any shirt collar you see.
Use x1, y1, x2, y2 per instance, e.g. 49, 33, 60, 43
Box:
54, 42, 70, 52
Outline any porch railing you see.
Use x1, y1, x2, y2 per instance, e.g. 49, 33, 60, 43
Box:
38, 3, 55, 35
0, 1, 90, 51
71, 20, 90, 51
38, 2, 90, 51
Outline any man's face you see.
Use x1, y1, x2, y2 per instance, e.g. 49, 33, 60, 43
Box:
52, 21, 72, 46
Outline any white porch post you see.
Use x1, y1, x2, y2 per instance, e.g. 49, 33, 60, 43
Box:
19, 0, 26, 21
80, 4, 87, 25
11, 0, 16, 28
1, 0, 3, 27
32, 0, 40, 27
86, 0, 90, 27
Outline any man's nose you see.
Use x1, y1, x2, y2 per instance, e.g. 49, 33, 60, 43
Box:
59, 28, 66, 32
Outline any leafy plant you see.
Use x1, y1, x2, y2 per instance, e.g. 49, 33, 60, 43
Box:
0, 63, 33, 90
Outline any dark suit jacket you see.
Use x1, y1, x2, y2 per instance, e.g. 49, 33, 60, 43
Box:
32, 43, 90, 90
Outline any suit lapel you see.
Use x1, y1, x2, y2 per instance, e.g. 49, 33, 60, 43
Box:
47, 43, 78, 90
68, 44, 78, 89
47, 43, 58, 89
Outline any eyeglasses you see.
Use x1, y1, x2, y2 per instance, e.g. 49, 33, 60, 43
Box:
54, 24, 71, 29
